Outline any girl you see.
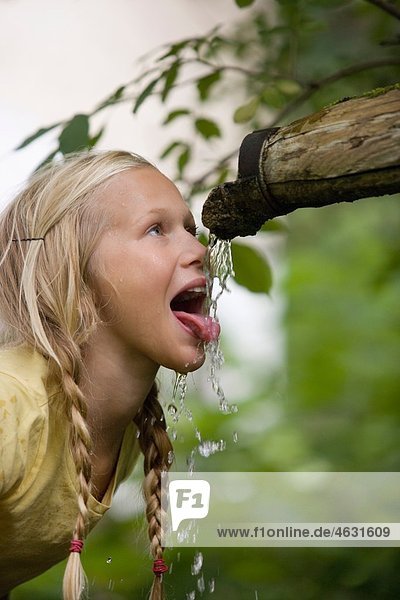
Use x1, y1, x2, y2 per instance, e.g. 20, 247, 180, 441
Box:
0, 150, 220, 599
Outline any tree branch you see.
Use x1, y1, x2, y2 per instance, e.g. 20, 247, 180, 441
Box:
189, 58, 400, 190
364, 0, 400, 21
202, 88, 400, 239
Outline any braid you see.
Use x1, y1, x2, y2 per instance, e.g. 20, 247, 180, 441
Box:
134, 383, 173, 600
53, 341, 92, 600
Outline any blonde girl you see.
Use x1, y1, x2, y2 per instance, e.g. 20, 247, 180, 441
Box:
0, 151, 219, 599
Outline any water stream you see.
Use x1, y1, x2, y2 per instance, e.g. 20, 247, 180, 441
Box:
164, 235, 239, 595
204, 235, 238, 416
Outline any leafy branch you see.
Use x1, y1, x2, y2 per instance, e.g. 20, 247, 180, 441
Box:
187, 57, 400, 193
365, 0, 400, 20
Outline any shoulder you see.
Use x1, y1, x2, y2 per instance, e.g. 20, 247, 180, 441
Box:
0, 344, 57, 399
0, 345, 51, 498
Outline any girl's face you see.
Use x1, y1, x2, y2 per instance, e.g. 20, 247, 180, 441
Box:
89, 166, 219, 374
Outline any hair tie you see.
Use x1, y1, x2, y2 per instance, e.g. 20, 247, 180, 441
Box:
69, 539, 84, 553
153, 558, 169, 575
12, 237, 45, 242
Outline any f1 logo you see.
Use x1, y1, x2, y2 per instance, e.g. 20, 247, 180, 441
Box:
169, 480, 211, 531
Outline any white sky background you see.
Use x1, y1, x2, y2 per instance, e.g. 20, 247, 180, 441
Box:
0, 0, 244, 200
0, 0, 285, 401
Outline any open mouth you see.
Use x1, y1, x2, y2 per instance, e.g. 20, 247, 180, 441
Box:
170, 286, 220, 342
170, 287, 206, 316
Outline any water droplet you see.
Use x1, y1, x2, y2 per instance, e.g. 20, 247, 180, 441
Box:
177, 552, 181, 562
233, 431, 239, 443
186, 592, 196, 600
191, 551, 203, 575
187, 449, 196, 474
170, 427, 178, 441
168, 404, 177, 416
208, 578, 215, 593
197, 574, 205, 593
198, 440, 226, 458
219, 399, 238, 415
106, 557, 112, 564
167, 450, 175, 464
136, 430, 141, 438
195, 427, 202, 442
178, 525, 192, 543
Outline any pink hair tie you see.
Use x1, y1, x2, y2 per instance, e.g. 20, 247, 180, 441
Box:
69, 539, 84, 554
153, 558, 168, 575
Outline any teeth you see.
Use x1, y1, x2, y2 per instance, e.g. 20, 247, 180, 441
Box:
178, 288, 206, 300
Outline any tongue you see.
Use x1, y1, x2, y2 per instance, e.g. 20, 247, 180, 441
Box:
173, 312, 220, 342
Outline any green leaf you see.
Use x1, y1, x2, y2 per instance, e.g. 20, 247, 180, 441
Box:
261, 86, 287, 109
161, 61, 181, 102
160, 140, 184, 159
158, 40, 188, 61
58, 114, 90, 154
275, 79, 302, 97
87, 127, 105, 150
16, 124, 60, 150
215, 166, 231, 185
133, 78, 159, 113
260, 219, 288, 233
197, 71, 221, 101
198, 232, 208, 247
177, 145, 191, 176
235, 0, 255, 7
231, 242, 272, 293
94, 85, 126, 112
163, 109, 190, 125
194, 118, 221, 139
33, 150, 59, 172
233, 97, 259, 123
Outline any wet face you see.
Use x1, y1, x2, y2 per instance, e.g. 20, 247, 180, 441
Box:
89, 166, 219, 374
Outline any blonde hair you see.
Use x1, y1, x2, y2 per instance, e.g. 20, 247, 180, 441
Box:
0, 151, 173, 599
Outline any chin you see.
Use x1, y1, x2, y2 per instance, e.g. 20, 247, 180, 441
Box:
168, 345, 206, 374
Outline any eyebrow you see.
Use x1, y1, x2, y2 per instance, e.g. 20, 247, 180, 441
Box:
137, 206, 195, 223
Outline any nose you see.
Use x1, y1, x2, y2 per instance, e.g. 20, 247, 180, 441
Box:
181, 230, 206, 269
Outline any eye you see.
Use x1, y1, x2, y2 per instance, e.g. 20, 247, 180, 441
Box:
147, 223, 164, 236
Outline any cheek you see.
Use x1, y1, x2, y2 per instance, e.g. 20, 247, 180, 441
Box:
88, 239, 172, 322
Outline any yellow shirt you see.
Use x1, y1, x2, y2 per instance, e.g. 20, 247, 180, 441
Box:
0, 344, 140, 594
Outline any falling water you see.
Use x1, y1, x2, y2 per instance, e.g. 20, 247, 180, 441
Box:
165, 235, 237, 439
198, 439, 226, 458
166, 373, 190, 442
164, 235, 239, 596
170, 372, 189, 421
197, 574, 205, 594
204, 235, 238, 415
